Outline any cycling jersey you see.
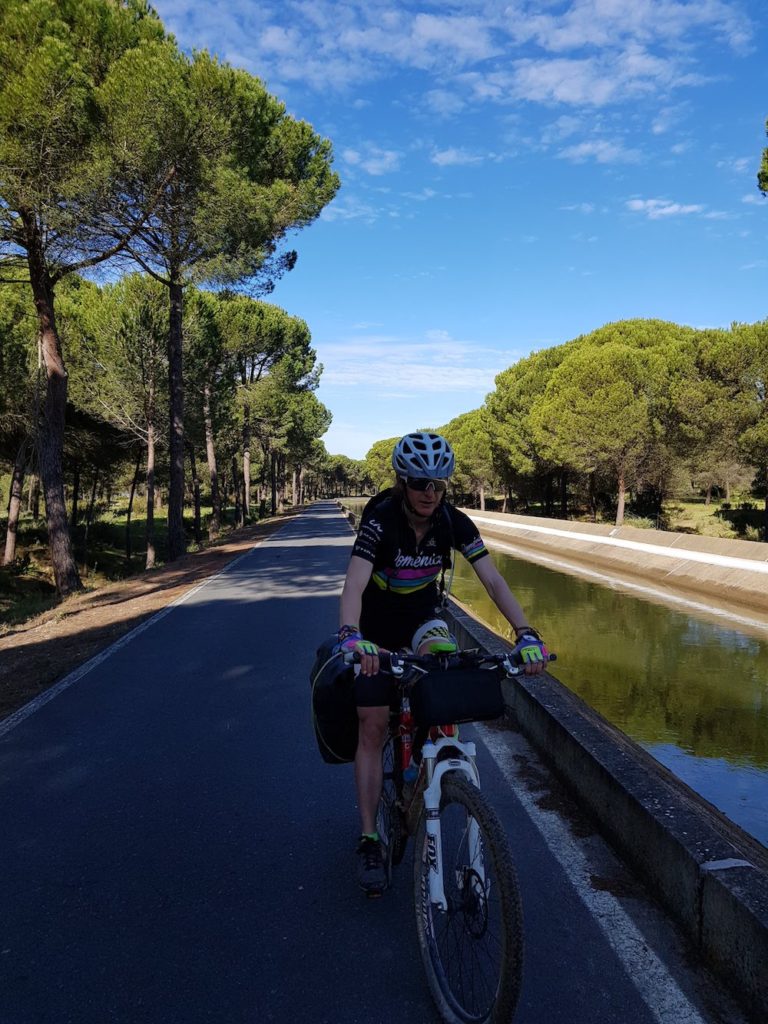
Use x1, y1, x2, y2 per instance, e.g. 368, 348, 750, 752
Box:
351, 494, 488, 651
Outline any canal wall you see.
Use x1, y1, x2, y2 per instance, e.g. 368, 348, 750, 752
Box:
444, 599, 768, 1024
459, 509, 768, 619
336, 500, 768, 1021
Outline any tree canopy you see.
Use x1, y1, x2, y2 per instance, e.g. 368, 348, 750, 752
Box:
0, 0, 339, 590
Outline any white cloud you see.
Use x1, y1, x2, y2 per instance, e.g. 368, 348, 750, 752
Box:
651, 103, 688, 134
742, 193, 765, 205
559, 139, 641, 164
402, 188, 439, 201
541, 115, 584, 144
424, 89, 467, 117
343, 145, 401, 175
626, 198, 706, 219
153, 0, 754, 100
717, 156, 753, 175
318, 332, 508, 395
431, 147, 485, 167
259, 24, 299, 56
320, 195, 380, 223
509, 0, 752, 55
561, 202, 596, 213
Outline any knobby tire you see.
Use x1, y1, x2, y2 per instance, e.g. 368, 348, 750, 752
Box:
414, 773, 523, 1024
378, 736, 407, 882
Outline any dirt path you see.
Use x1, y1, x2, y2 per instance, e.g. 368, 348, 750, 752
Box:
0, 511, 302, 723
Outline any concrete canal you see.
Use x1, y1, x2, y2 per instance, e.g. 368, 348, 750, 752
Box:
448, 547, 768, 848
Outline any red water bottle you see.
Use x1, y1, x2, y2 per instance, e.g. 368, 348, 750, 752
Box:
400, 696, 413, 771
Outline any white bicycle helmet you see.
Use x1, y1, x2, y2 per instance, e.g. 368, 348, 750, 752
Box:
392, 432, 455, 479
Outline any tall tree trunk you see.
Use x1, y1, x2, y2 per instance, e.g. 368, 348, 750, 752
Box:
70, 463, 81, 531
221, 470, 228, 514
126, 451, 141, 564
187, 442, 202, 545
299, 466, 305, 506
3, 438, 28, 566
544, 472, 554, 517
705, 484, 712, 506
145, 422, 156, 570
274, 454, 280, 520
82, 472, 98, 575
589, 472, 598, 523
278, 454, 287, 511
479, 484, 486, 511
242, 402, 251, 519
32, 476, 40, 519
24, 218, 81, 595
559, 470, 568, 518
615, 470, 626, 526
166, 274, 186, 561
232, 455, 243, 527
203, 381, 221, 539
764, 465, 768, 542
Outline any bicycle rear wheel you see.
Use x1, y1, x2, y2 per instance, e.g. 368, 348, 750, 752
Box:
414, 774, 523, 1024
378, 736, 407, 882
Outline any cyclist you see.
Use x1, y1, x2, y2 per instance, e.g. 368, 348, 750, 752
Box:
336, 431, 548, 895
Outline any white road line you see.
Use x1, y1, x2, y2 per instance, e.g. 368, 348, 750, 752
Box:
482, 536, 768, 634
478, 725, 710, 1024
0, 540, 276, 741
469, 514, 768, 573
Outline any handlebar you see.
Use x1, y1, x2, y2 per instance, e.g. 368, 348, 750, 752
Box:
343, 647, 556, 678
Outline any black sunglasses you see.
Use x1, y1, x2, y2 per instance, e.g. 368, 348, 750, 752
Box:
404, 477, 447, 493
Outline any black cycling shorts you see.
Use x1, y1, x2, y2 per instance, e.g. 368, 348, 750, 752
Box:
353, 615, 452, 709
354, 670, 400, 709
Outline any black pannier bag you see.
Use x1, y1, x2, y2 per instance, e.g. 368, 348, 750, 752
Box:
310, 636, 358, 764
409, 666, 505, 729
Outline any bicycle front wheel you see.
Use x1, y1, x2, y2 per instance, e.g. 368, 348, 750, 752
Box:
414, 774, 523, 1024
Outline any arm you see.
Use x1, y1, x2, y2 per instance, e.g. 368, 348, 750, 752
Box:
339, 554, 374, 630
471, 556, 547, 675
472, 556, 532, 634
338, 555, 380, 676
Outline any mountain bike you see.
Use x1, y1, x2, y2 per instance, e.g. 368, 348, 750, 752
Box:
348, 647, 555, 1024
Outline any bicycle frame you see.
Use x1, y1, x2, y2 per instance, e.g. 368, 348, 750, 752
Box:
419, 733, 483, 912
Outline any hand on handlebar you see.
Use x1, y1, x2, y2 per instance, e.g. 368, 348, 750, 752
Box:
336, 630, 381, 676
511, 630, 549, 676
340, 642, 556, 679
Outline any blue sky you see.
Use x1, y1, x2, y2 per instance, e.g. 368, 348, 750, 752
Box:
152, 0, 768, 460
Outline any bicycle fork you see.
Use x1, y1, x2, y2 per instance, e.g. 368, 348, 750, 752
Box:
420, 738, 483, 912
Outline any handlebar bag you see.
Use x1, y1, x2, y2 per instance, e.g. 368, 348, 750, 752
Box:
410, 666, 505, 728
310, 637, 358, 764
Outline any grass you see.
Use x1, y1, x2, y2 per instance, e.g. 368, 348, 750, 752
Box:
0, 501, 269, 629
664, 501, 740, 538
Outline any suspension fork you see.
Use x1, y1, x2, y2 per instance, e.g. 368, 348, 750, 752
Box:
420, 739, 482, 911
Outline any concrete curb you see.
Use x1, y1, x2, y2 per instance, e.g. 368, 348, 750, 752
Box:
444, 599, 768, 1024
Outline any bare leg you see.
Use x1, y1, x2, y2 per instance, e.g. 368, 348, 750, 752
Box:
354, 705, 390, 834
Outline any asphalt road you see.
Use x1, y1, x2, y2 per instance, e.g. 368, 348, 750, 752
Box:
0, 503, 745, 1024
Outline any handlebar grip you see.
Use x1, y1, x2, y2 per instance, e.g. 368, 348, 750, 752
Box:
342, 649, 396, 671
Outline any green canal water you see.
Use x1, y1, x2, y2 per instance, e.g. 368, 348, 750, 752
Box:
449, 549, 768, 849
